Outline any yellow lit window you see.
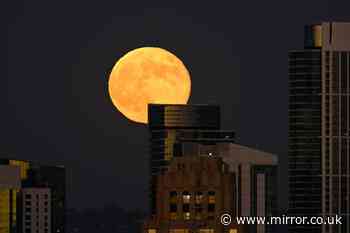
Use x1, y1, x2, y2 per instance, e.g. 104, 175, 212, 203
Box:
169, 212, 177, 220
229, 229, 237, 233
182, 191, 190, 204
169, 229, 189, 233
148, 229, 157, 233
199, 229, 214, 233
208, 191, 215, 204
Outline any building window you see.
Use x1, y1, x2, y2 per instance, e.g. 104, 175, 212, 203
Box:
229, 229, 238, 233
195, 212, 202, 220
25, 194, 31, 199
199, 229, 214, 233
182, 191, 190, 204
182, 204, 190, 212
170, 203, 177, 212
195, 192, 203, 204
148, 230, 157, 233
183, 212, 190, 220
170, 212, 177, 220
169, 202, 177, 221
169, 191, 177, 203
169, 229, 189, 233
208, 203, 215, 212
208, 191, 215, 204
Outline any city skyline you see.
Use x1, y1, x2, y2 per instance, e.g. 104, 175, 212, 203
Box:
2, 0, 350, 218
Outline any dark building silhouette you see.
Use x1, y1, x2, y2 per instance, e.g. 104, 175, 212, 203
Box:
288, 22, 350, 233
148, 104, 223, 214
143, 156, 245, 233
0, 159, 66, 233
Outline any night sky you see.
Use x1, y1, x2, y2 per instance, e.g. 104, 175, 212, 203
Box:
2, 1, 350, 211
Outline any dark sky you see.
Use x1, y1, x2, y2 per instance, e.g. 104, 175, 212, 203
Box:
2, 1, 350, 211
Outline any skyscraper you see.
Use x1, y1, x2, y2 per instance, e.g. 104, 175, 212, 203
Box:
288, 22, 350, 233
0, 165, 21, 233
148, 104, 222, 214
20, 188, 51, 233
0, 159, 66, 233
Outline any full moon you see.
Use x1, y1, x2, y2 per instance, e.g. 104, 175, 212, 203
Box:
108, 47, 191, 124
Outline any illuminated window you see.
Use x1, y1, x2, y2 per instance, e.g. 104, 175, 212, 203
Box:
208, 191, 215, 204
169, 212, 177, 220
169, 229, 189, 233
199, 229, 214, 233
148, 229, 157, 233
183, 212, 190, 220
169, 191, 177, 219
182, 191, 191, 203
229, 229, 237, 233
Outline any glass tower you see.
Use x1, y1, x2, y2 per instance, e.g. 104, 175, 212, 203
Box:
288, 22, 350, 233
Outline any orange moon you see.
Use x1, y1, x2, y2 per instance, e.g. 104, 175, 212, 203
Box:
108, 47, 191, 124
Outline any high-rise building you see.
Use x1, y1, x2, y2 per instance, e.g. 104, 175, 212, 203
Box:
0, 165, 21, 233
288, 22, 350, 233
26, 165, 65, 233
20, 188, 51, 233
148, 104, 222, 214
0, 159, 65, 233
177, 142, 278, 233
143, 156, 245, 233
